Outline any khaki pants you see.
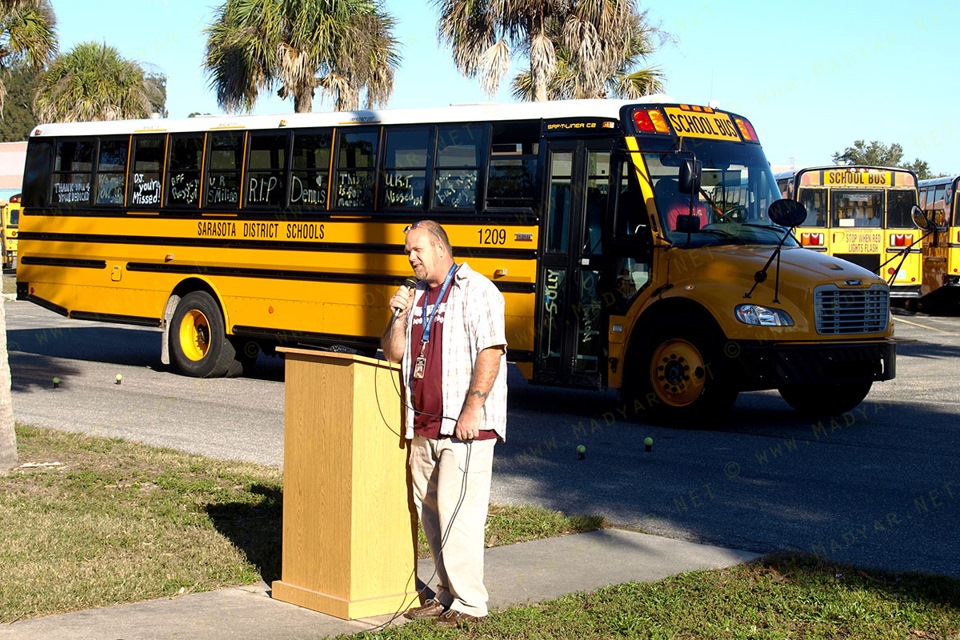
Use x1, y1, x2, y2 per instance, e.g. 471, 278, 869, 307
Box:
409, 436, 495, 617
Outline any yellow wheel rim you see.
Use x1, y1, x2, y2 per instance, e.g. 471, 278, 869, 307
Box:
650, 338, 706, 407
179, 309, 211, 362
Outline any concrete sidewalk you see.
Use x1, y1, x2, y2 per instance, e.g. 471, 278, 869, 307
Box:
0, 529, 761, 640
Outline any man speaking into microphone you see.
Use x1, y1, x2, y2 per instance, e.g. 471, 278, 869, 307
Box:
381, 220, 507, 629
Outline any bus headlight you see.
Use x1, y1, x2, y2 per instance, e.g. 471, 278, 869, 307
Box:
735, 304, 794, 326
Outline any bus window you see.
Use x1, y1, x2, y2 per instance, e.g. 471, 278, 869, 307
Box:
832, 192, 882, 228
129, 136, 164, 207
887, 190, 917, 228
167, 134, 203, 208
290, 131, 332, 210
205, 132, 243, 209
798, 189, 826, 226
434, 124, 483, 209
381, 126, 430, 209
95, 138, 128, 205
583, 151, 610, 254
247, 132, 288, 208
53, 139, 94, 206
334, 128, 378, 209
546, 151, 572, 252
487, 121, 538, 209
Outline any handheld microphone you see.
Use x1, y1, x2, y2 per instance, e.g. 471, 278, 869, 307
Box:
391, 277, 419, 321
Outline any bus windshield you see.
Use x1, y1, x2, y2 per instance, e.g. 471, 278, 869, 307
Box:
643, 139, 788, 248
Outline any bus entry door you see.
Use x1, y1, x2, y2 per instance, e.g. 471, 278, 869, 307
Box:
535, 140, 612, 388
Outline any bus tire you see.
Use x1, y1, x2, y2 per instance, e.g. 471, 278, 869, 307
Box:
170, 291, 237, 378
626, 319, 737, 424
229, 337, 261, 375
778, 382, 872, 417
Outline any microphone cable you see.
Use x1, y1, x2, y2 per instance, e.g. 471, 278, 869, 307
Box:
365, 319, 475, 632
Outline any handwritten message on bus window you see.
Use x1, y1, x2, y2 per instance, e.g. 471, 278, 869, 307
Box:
337, 171, 373, 207
169, 173, 200, 205
131, 173, 161, 205
53, 179, 91, 204
384, 171, 424, 207
290, 173, 327, 207
207, 175, 240, 205
248, 173, 284, 206
96, 175, 125, 204
435, 170, 477, 208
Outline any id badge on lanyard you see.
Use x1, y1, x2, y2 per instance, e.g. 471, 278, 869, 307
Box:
413, 263, 457, 380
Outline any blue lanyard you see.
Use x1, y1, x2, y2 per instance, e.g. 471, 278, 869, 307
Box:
421, 263, 458, 345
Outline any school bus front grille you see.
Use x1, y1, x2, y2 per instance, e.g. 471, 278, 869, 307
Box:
814, 285, 889, 335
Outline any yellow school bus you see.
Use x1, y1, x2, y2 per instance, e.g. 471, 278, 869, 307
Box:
2, 192, 20, 269
775, 166, 921, 301
917, 176, 960, 306
17, 99, 895, 420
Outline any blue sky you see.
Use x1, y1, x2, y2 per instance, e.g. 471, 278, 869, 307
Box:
50, 0, 960, 175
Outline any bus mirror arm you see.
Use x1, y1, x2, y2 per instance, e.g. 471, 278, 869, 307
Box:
878, 228, 934, 287
744, 226, 795, 302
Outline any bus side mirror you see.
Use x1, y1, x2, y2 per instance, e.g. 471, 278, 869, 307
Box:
911, 205, 932, 231
678, 158, 701, 195
768, 199, 806, 228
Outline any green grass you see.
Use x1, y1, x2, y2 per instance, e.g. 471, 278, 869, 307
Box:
4, 426, 959, 638
0, 425, 603, 623
350, 554, 960, 639
2, 273, 15, 294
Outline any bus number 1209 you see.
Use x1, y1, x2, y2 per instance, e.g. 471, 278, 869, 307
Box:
479, 228, 507, 245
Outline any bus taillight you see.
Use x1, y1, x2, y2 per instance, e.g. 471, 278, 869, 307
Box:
890, 234, 908, 247
633, 108, 670, 134
801, 232, 824, 246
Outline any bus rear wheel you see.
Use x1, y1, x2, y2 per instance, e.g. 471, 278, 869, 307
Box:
627, 319, 737, 424
778, 382, 872, 416
170, 291, 239, 378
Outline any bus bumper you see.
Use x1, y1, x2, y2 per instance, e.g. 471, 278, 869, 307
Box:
731, 340, 896, 390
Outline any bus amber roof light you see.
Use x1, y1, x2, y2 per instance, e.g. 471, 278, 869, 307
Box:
648, 110, 670, 133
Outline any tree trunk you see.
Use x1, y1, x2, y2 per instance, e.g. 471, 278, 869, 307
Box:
0, 298, 17, 474
294, 88, 313, 114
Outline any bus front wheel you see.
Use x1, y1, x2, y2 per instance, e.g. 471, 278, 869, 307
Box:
778, 382, 872, 416
627, 319, 737, 424
170, 291, 239, 378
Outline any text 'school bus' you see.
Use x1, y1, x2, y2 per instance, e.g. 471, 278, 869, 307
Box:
2, 192, 19, 269
775, 166, 921, 300
917, 176, 960, 305
17, 99, 895, 421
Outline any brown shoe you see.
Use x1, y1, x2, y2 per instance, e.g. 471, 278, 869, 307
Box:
403, 598, 446, 620
435, 608, 483, 629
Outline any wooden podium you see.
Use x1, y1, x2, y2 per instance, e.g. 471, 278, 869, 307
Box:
271, 348, 417, 619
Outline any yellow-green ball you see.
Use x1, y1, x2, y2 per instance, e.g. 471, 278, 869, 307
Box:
576, 445, 586, 454
644, 437, 653, 446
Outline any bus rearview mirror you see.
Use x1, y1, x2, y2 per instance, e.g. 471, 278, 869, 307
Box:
911, 205, 931, 231
768, 199, 806, 228
678, 158, 701, 195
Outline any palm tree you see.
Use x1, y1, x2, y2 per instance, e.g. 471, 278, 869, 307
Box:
203, 0, 401, 114
510, 6, 666, 101
434, 0, 666, 102
0, 0, 57, 115
1, 0, 56, 475
34, 42, 164, 122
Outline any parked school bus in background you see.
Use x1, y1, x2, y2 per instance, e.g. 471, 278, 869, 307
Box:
17, 99, 895, 421
2, 192, 19, 269
775, 166, 921, 301
917, 176, 960, 307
